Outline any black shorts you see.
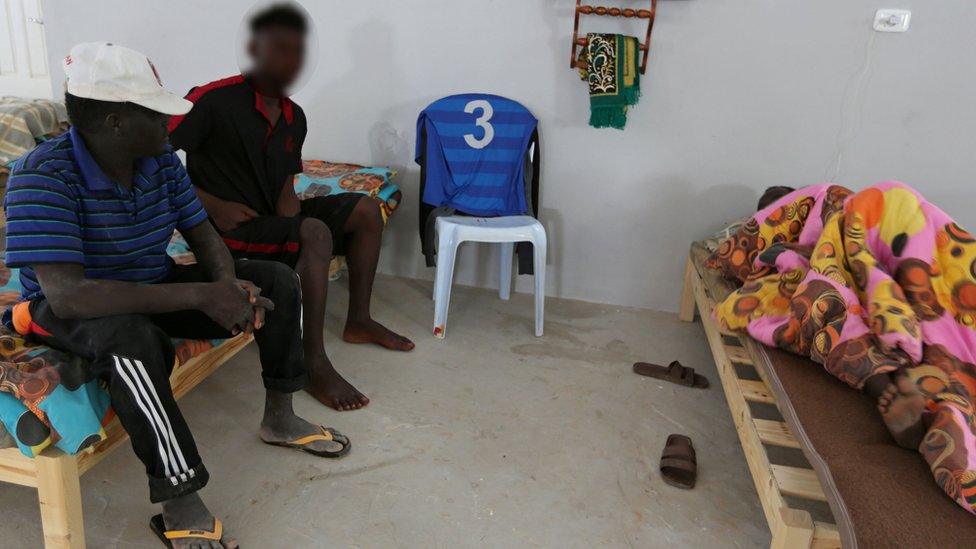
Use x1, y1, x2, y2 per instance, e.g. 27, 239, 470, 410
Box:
220, 194, 365, 266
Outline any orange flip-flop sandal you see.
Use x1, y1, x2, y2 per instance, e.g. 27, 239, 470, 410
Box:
150, 514, 231, 548
262, 425, 351, 458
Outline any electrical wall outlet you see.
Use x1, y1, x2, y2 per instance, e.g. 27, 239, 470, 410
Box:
874, 9, 911, 32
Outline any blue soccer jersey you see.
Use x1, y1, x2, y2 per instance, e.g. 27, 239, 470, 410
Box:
416, 94, 538, 216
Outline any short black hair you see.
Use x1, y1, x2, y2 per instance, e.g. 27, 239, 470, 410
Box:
249, 3, 307, 34
64, 93, 158, 133
757, 185, 796, 211
65, 93, 120, 133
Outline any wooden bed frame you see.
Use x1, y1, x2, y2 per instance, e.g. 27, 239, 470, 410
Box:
0, 334, 252, 548
679, 252, 843, 548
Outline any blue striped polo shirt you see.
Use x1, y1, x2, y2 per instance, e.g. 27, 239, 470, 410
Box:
4, 127, 208, 301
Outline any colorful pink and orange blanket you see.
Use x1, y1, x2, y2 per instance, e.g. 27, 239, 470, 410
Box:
708, 182, 976, 514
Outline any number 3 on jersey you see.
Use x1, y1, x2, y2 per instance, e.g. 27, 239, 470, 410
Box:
463, 99, 494, 149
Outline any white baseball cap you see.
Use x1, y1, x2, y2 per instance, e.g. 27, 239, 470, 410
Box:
62, 42, 192, 116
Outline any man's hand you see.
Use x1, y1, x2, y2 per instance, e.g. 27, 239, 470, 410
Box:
199, 279, 273, 335
234, 279, 275, 334
181, 214, 273, 333
209, 200, 258, 233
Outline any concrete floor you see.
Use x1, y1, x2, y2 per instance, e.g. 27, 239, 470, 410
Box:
0, 275, 769, 548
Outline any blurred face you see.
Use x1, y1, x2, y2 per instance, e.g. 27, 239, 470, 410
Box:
249, 26, 305, 91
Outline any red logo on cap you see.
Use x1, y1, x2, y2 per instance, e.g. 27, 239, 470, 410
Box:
147, 59, 162, 86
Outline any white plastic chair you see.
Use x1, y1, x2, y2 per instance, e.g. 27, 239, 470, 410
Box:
432, 215, 547, 338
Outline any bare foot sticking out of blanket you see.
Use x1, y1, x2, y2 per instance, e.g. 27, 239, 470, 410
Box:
878, 375, 927, 450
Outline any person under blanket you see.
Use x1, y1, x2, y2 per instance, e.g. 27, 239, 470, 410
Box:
169, 4, 412, 413
4, 43, 352, 548
757, 185, 795, 211
709, 182, 976, 515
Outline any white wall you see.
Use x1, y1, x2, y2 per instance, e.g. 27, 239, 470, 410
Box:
41, 0, 976, 312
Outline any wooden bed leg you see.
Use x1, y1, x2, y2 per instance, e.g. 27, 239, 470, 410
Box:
678, 255, 697, 322
770, 507, 814, 549
36, 453, 85, 549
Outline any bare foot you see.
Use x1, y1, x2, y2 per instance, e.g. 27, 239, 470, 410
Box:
161, 493, 237, 549
304, 354, 369, 411
343, 318, 415, 351
877, 375, 927, 450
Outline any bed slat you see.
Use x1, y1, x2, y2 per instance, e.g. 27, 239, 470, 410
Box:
726, 345, 754, 365
738, 379, 776, 404
811, 522, 842, 549
772, 464, 828, 502
754, 419, 800, 449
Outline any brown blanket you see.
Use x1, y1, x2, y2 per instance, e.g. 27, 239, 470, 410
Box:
693, 243, 976, 548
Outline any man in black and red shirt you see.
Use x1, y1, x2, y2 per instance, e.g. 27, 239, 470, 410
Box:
170, 5, 413, 412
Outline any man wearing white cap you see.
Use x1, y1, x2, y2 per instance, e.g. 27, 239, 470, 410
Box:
4, 42, 350, 547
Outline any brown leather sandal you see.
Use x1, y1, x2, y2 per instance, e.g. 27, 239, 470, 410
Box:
633, 361, 709, 388
660, 434, 697, 489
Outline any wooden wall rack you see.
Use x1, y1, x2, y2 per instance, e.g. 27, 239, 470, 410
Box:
571, 0, 657, 75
